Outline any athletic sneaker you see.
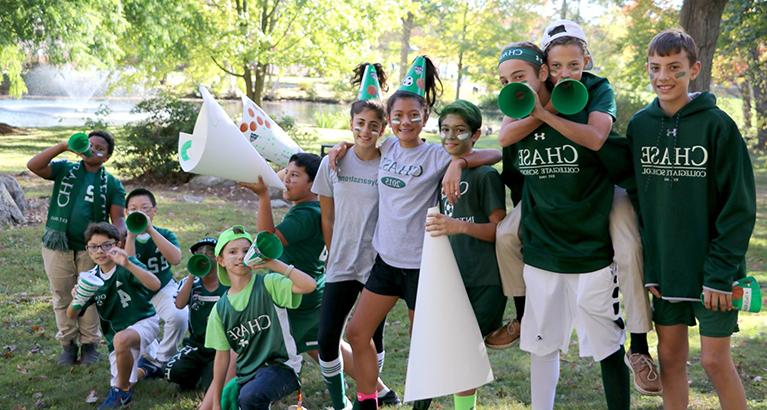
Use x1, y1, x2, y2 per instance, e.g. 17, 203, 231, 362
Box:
412, 398, 431, 410
624, 351, 662, 395
137, 356, 163, 379
484, 319, 520, 349
98, 387, 132, 409
378, 390, 401, 407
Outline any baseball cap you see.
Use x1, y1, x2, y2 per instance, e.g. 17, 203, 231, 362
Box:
541, 19, 594, 70
215, 226, 254, 286
190, 236, 217, 253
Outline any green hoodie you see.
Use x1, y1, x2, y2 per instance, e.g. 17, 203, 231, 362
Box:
626, 92, 755, 300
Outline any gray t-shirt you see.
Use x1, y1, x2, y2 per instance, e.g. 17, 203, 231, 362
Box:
312, 152, 380, 283
373, 137, 451, 269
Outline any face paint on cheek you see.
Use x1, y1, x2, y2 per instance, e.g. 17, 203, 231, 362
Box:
391, 117, 402, 125
675, 71, 687, 79
353, 126, 362, 133
410, 115, 423, 124
456, 132, 471, 141
649, 71, 655, 80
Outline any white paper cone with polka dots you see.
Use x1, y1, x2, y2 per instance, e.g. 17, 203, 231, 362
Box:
178, 86, 285, 189
239, 95, 303, 168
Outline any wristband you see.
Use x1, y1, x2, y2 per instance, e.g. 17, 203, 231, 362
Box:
285, 264, 295, 278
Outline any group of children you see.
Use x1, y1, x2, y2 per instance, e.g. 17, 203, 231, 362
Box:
29, 18, 755, 410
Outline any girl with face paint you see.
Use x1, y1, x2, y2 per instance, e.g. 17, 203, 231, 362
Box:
311, 63, 401, 410
327, 56, 501, 410
424, 100, 507, 410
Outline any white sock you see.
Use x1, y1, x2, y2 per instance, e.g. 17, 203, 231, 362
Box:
377, 351, 385, 373
377, 385, 390, 397
531, 351, 560, 410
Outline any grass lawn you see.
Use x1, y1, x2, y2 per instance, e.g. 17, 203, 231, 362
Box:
1, 127, 766, 409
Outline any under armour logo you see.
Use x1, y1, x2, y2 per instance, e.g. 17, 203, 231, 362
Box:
534, 132, 546, 141
238, 338, 249, 347
667, 128, 677, 137
537, 335, 543, 341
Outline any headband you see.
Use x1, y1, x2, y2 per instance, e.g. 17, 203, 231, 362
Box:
498, 47, 544, 67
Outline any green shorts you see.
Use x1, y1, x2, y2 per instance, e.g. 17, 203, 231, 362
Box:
287, 306, 320, 353
652, 297, 739, 337
466, 286, 507, 337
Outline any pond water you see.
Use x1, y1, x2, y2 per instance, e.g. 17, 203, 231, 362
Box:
0, 97, 347, 128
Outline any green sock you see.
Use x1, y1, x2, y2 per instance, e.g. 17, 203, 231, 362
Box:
321, 370, 347, 409
600, 346, 630, 410
453, 393, 477, 410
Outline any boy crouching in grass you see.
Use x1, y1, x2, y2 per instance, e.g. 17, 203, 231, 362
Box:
205, 226, 316, 410
67, 222, 160, 409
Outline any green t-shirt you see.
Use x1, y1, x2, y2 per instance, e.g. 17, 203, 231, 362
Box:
277, 201, 325, 310
82, 257, 157, 351
48, 160, 126, 251
514, 72, 618, 273
178, 277, 228, 348
133, 226, 180, 289
204, 273, 302, 384
439, 166, 506, 287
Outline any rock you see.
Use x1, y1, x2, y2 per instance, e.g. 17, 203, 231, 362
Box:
187, 175, 236, 189
268, 186, 285, 200
0, 175, 27, 226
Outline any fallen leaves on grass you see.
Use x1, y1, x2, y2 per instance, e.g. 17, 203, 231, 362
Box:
3, 344, 16, 358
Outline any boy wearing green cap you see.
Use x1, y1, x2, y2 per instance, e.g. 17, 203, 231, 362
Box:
66, 222, 160, 409
496, 37, 633, 409
164, 236, 227, 393
205, 225, 316, 410
28, 130, 126, 366
425, 99, 507, 410
627, 29, 754, 410
124, 188, 187, 374
240, 153, 326, 361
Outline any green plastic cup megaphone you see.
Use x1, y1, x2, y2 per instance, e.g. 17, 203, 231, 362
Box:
68, 132, 92, 157
551, 78, 588, 115
498, 82, 536, 119
126, 212, 149, 234
187, 254, 213, 277
700, 276, 762, 313
244, 231, 284, 266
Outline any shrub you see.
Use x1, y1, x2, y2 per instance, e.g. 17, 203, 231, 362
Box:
288, 126, 319, 153
614, 91, 649, 136
114, 93, 198, 183
84, 104, 112, 130
313, 110, 347, 129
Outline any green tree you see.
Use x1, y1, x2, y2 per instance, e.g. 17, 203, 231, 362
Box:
0, 0, 128, 97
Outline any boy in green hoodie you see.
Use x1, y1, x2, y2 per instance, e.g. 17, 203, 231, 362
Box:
626, 29, 755, 410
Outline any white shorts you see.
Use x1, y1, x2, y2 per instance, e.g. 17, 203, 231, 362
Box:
108, 315, 160, 387
520, 264, 625, 361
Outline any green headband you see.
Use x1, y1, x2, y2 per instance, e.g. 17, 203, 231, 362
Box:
498, 47, 544, 67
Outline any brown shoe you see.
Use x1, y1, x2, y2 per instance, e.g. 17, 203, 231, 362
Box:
484, 319, 520, 349
624, 351, 663, 396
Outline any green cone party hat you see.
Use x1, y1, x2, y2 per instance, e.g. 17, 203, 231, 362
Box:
358, 64, 383, 101
399, 56, 427, 97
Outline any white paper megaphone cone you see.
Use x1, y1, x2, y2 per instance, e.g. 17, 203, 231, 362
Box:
239, 95, 303, 168
404, 207, 494, 402
179, 87, 285, 189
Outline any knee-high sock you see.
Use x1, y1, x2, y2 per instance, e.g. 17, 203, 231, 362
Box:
531, 351, 560, 410
320, 357, 347, 410
600, 346, 630, 410
453, 393, 477, 410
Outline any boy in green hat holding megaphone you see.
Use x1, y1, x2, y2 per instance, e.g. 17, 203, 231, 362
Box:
124, 187, 188, 377
164, 236, 227, 398
204, 225, 316, 410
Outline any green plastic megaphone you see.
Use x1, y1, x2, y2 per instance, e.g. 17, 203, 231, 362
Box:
68, 132, 92, 157
244, 231, 284, 266
187, 254, 213, 277
551, 78, 588, 115
126, 212, 149, 234
498, 82, 536, 119
700, 276, 762, 313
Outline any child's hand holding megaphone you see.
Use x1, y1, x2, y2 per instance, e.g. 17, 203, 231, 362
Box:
239, 176, 268, 196
108, 247, 130, 267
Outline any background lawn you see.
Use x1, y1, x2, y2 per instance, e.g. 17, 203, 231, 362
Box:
1, 128, 765, 409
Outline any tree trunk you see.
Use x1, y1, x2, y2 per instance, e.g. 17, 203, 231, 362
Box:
400, 12, 414, 82
243, 64, 255, 103
748, 46, 767, 149
455, 4, 469, 101
738, 78, 753, 135
560, 0, 568, 19
679, 0, 728, 92
253, 62, 268, 105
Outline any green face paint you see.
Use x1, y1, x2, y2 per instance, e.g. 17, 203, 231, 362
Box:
675, 71, 687, 79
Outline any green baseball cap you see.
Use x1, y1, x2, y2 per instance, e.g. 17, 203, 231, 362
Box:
358, 64, 383, 101
398, 55, 427, 97
215, 225, 253, 286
